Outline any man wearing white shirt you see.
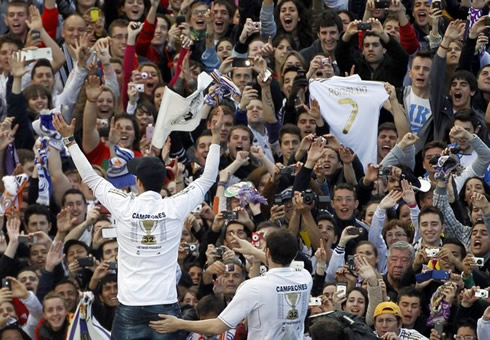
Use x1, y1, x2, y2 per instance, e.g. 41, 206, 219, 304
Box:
149, 229, 313, 339
52, 110, 223, 340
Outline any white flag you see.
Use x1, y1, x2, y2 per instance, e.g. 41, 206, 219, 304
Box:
309, 76, 388, 167
151, 72, 213, 149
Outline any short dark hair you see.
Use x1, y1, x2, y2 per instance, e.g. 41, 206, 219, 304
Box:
417, 206, 444, 226
194, 130, 213, 148
265, 229, 298, 266
456, 318, 477, 334
228, 125, 253, 143
378, 122, 397, 136
0, 33, 24, 51
309, 317, 343, 340
16, 149, 35, 166
422, 140, 446, 159
279, 124, 301, 145
355, 240, 377, 257
362, 31, 384, 46
24, 204, 51, 225
454, 109, 482, 131
61, 188, 87, 207
31, 59, 54, 79
315, 10, 342, 34
476, 64, 490, 79
109, 18, 129, 36
333, 183, 357, 200
196, 294, 225, 317
212, 0, 236, 17
450, 70, 477, 92
397, 285, 422, 304
443, 237, 467, 259
6, 1, 29, 12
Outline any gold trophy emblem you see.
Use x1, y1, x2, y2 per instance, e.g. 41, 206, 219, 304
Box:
141, 220, 156, 245
285, 292, 300, 320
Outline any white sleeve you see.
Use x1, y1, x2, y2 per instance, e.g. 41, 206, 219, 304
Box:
218, 281, 259, 328
67, 143, 130, 216
20, 291, 43, 339
57, 65, 88, 121
169, 143, 220, 220
477, 317, 490, 340
325, 247, 345, 282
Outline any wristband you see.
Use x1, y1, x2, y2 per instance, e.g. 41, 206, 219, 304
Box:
217, 181, 227, 187
407, 202, 417, 209
439, 44, 448, 50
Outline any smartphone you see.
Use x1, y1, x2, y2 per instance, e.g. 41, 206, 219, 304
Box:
1, 278, 10, 290
222, 211, 238, 220
77, 257, 94, 267
89, 8, 101, 22
347, 255, 356, 272
434, 320, 444, 335
108, 262, 118, 270
232, 58, 252, 68
18, 235, 30, 243
357, 23, 372, 31
20, 47, 53, 61
146, 124, 154, 143
225, 264, 235, 272
347, 227, 362, 236
175, 16, 186, 26
375, 0, 390, 8
415, 271, 433, 283
431, 1, 441, 9
336, 283, 347, 298
274, 194, 283, 205
486, 14, 490, 26
102, 227, 117, 239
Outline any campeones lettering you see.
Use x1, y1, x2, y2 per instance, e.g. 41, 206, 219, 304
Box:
276, 284, 308, 292
132, 212, 166, 219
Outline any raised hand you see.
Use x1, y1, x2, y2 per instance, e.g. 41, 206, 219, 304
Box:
379, 190, 403, 209
399, 132, 419, 150
6, 214, 21, 244
443, 19, 465, 42
9, 52, 28, 79
85, 75, 103, 102
94, 37, 111, 64
57, 208, 76, 234
45, 240, 65, 272
338, 146, 356, 164
401, 179, 416, 206
52, 113, 75, 138
26, 5, 43, 31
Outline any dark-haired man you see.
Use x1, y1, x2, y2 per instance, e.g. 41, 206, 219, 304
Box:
150, 229, 313, 338
52, 108, 223, 339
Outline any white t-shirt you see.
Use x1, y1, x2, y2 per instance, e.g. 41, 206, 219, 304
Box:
218, 267, 312, 340
309, 75, 389, 168
406, 91, 431, 135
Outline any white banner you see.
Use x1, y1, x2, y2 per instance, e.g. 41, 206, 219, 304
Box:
151, 72, 213, 149
309, 76, 388, 167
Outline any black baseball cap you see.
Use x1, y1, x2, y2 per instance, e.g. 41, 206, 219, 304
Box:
128, 157, 166, 192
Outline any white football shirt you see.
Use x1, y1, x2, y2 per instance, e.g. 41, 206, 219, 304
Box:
309, 76, 389, 168
218, 267, 312, 340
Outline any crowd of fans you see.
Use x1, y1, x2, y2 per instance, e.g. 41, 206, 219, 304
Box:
0, 0, 488, 338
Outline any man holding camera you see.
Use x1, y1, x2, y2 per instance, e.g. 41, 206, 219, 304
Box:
52, 109, 223, 339
335, 17, 409, 88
